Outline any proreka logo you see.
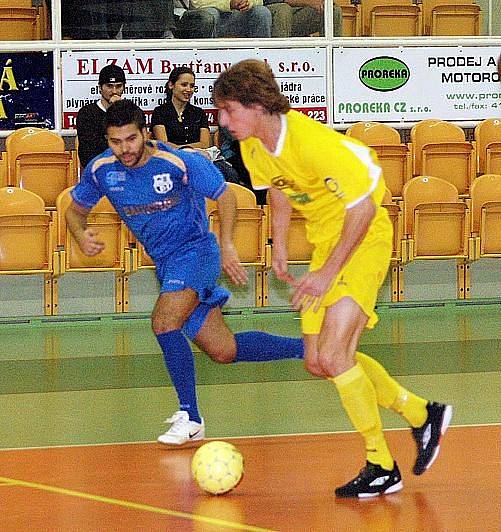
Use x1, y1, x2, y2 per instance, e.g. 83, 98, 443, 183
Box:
359, 56, 410, 92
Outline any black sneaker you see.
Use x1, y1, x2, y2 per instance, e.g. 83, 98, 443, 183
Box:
412, 401, 453, 475
335, 462, 403, 498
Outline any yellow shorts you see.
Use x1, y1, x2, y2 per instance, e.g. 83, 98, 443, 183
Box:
301, 233, 392, 335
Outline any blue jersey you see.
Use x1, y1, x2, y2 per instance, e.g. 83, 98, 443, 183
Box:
72, 142, 227, 262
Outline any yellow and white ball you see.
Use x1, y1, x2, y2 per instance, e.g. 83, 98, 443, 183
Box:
191, 441, 244, 495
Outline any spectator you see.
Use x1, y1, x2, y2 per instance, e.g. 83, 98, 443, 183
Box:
151, 67, 240, 182
119, 0, 176, 39
264, 0, 324, 38
217, 126, 267, 203
189, 0, 272, 38
173, 0, 216, 38
62, 1, 109, 39
151, 67, 211, 149
76, 64, 126, 169
62, 1, 176, 40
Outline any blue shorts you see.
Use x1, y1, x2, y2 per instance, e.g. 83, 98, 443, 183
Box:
155, 236, 230, 340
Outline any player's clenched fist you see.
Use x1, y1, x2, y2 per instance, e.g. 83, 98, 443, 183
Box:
76, 228, 105, 256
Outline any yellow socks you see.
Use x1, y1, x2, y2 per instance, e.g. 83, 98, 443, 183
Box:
332, 363, 394, 471
355, 352, 428, 428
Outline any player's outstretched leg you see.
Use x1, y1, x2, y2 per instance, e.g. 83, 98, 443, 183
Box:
411, 402, 453, 475
355, 352, 453, 475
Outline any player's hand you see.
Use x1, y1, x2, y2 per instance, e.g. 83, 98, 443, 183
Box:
221, 243, 248, 286
291, 269, 332, 313
272, 250, 295, 285
109, 94, 122, 104
77, 228, 105, 257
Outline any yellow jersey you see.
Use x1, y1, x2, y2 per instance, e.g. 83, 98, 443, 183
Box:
240, 110, 390, 247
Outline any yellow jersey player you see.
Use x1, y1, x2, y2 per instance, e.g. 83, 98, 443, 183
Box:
214, 59, 453, 498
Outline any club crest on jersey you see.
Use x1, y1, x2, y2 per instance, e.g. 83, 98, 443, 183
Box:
153, 173, 173, 194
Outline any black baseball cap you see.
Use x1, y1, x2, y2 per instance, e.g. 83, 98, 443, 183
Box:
99, 64, 126, 86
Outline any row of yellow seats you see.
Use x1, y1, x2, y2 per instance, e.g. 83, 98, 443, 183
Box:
1, 176, 499, 284
346, 119, 501, 199
0, 127, 78, 209
0, 186, 127, 278
337, 0, 481, 37
383, 174, 501, 263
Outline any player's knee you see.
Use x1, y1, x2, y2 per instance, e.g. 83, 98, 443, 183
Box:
206, 345, 236, 364
151, 313, 186, 335
317, 349, 354, 377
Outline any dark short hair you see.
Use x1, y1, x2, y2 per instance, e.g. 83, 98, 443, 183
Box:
99, 64, 126, 86
165, 66, 195, 93
103, 99, 146, 132
214, 60, 290, 114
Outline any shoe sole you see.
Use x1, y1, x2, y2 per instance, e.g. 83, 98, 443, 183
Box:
357, 480, 404, 498
156, 435, 205, 448
424, 404, 453, 472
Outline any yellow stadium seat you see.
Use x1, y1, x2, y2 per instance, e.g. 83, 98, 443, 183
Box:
470, 174, 501, 258
361, 0, 421, 36
0, 6, 42, 40
207, 182, 268, 306
421, 0, 481, 36
55, 187, 130, 313
402, 176, 470, 261
474, 118, 501, 176
6, 127, 66, 182
346, 122, 412, 198
335, 0, 361, 36
411, 120, 476, 196
382, 188, 405, 263
56, 187, 128, 274
0, 187, 56, 314
14, 152, 75, 210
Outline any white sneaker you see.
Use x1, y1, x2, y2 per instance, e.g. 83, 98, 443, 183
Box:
157, 411, 205, 446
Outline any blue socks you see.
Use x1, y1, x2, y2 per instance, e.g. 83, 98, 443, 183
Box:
156, 329, 304, 423
234, 331, 304, 362
156, 330, 202, 424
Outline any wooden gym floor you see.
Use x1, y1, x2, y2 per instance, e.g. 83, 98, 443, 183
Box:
0, 302, 500, 530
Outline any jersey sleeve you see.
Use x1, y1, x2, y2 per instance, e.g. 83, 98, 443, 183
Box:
70, 159, 104, 209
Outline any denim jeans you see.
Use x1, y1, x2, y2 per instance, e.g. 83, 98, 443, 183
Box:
202, 6, 272, 38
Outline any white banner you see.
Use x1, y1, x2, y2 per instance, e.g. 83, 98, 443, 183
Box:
333, 46, 501, 123
62, 48, 327, 128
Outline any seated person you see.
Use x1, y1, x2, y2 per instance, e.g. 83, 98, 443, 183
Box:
217, 126, 267, 204
188, 0, 272, 38
62, 0, 175, 39
264, 0, 324, 38
150, 67, 239, 182
173, 0, 216, 38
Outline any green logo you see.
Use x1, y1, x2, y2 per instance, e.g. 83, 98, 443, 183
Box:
359, 56, 410, 92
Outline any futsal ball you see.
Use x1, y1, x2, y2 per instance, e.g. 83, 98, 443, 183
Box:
191, 441, 244, 495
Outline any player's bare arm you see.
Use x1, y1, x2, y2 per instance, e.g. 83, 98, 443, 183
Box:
270, 187, 295, 285
65, 201, 106, 257
215, 187, 248, 286
292, 196, 376, 312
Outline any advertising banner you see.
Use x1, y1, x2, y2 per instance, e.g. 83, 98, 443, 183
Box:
333, 47, 501, 123
62, 48, 327, 128
0, 52, 54, 130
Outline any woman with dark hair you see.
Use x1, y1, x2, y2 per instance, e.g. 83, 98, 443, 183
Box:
151, 66, 241, 183
150, 66, 211, 149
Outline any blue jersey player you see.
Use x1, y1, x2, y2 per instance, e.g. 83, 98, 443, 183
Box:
66, 99, 304, 446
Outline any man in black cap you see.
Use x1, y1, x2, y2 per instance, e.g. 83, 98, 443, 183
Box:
76, 64, 126, 169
